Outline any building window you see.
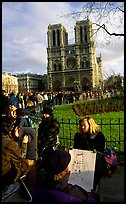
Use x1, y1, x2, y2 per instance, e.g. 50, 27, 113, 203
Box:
57, 29, 60, 46
84, 26, 87, 42
82, 61, 85, 69
80, 26, 83, 43
54, 64, 57, 71
58, 63, 61, 71
85, 60, 89, 68
53, 30, 56, 46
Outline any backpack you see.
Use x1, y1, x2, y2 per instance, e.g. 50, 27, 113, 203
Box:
104, 147, 117, 176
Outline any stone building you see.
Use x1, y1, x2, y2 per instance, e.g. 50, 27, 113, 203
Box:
14, 73, 47, 94
47, 16, 103, 92
2, 72, 18, 94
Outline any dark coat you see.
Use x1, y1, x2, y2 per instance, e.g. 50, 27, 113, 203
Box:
74, 131, 105, 153
74, 131, 107, 190
33, 171, 93, 202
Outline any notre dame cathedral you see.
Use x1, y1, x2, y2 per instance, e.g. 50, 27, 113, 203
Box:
47, 16, 103, 92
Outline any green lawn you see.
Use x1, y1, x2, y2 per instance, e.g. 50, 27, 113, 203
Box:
53, 102, 124, 151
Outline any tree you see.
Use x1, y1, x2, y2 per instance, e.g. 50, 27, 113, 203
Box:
104, 74, 124, 91
61, 2, 124, 44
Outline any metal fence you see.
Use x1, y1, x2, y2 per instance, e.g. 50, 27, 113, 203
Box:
57, 117, 124, 164
25, 104, 124, 164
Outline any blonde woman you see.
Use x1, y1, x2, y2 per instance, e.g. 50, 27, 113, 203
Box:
74, 116, 107, 191
74, 116, 105, 153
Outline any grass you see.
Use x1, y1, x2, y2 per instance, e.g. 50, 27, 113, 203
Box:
53, 101, 124, 151
53, 102, 124, 121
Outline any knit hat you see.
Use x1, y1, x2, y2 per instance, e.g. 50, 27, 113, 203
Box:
42, 106, 53, 116
42, 147, 71, 175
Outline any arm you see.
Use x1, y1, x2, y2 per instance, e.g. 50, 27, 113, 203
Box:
21, 135, 29, 158
95, 131, 105, 153
6, 139, 35, 183
73, 133, 80, 149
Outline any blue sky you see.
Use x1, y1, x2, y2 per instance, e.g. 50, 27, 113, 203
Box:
2, 2, 124, 79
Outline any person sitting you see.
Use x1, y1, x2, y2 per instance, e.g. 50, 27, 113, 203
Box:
37, 109, 60, 158
2, 116, 35, 187
74, 115, 107, 191
32, 147, 95, 202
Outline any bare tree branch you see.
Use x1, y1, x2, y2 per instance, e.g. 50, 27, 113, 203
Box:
93, 23, 124, 36
60, 2, 124, 39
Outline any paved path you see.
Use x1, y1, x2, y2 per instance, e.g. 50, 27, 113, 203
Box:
3, 165, 124, 202
99, 165, 124, 202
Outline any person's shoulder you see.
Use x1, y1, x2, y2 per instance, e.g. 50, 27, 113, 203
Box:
74, 132, 81, 137
97, 131, 105, 138
3, 136, 18, 150
75, 131, 80, 135
2, 135, 11, 144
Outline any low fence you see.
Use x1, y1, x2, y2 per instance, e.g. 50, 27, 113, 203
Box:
57, 117, 124, 164
25, 104, 124, 164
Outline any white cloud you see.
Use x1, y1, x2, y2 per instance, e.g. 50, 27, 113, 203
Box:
2, 2, 124, 78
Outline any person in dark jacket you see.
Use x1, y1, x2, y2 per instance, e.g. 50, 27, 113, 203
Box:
37, 106, 60, 157
32, 147, 95, 202
74, 115, 107, 191
14, 108, 34, 128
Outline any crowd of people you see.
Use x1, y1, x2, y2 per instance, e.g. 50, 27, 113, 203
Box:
2, 89, 113, 116
2, 89, 109, 202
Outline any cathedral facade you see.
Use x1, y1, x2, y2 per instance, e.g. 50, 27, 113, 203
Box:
47, 16, 103, 92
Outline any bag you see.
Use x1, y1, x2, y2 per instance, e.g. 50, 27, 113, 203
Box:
104, 147, 117, 176
104, 147, 117, 166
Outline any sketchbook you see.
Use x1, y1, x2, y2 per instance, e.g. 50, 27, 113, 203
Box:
68, 149, 96, 192
19, 127, 37, 160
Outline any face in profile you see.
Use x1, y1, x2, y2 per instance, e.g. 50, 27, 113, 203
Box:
81, 119, 90, 133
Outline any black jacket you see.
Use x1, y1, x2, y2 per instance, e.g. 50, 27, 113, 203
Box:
74, 131, 105, 153
74, 131, 107, 190
33, 171, 94, 202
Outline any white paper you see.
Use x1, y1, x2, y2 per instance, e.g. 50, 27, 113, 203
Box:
68, 149, 96, 192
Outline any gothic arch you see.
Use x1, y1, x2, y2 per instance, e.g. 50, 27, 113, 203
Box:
53, 80, 61, 91
81, 77, 91, 91
53, 60, 61, 71
65, 77, 75, 91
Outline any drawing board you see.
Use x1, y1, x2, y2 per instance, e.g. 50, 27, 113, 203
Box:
68, 149, 96, 192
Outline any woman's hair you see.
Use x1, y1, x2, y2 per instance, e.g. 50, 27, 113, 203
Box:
2, 116, 16, 136
79, 115, 100, 135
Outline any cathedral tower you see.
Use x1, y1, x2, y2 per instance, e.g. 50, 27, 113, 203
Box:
47, 17, 103, 92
